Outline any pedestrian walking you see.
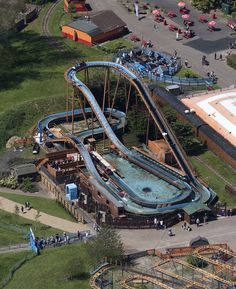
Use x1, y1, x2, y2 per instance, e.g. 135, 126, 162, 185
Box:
21, 205, 24, 214
184, 59, 188, 67
202, 55, 206, 65
182, 221, 187, 230
176, 31, 179, 41
160, 220, 164, 229
219, 54, 223, 61
214, 52, 217, 60
196, 218, 200, 227
168, 228, 174, 237
154, 217, 157, 228
177, 213, 182, 222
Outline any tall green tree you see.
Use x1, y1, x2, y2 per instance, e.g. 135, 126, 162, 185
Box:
87, 227, 124, 262
127, 106, 148, 136
0, 0, 25, 86
0, 0, 25, 32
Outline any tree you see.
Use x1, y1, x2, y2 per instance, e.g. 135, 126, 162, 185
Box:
127, 106, 148, 139
0, 0, 25, 88
0, 0, 25, 33
190, 0, 220, 12
87, 227, 124, 262
187, 254, 208, 268
63, 255, 89, 281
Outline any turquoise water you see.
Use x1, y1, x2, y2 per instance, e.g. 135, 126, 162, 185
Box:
104, 153, 184, 203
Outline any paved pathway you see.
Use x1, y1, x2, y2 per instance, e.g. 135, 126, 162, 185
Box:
90, 0, 236, 87
0, 196, 92, 233
119, 215, 236, 253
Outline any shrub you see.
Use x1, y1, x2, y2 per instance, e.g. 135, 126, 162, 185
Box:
187, 254, 208, 268
19, 177, 34, 192
227, 54, 236, 70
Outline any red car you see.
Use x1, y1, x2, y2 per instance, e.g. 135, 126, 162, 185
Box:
227, 20, 236, 30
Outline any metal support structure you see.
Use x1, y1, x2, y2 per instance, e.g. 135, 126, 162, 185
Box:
66, 82, 69, 124
108, 73, 121, 121
146, 113, 150, 147
123, 82, 132, 133
102, 68, 109, 112
71, 88, 75, 134
77, 92, 89, 130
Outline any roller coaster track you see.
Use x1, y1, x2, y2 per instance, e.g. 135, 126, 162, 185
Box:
193, 245, 236, 272
90, 264, 114, 289
174, 259, 236, 286
120, 274, 174, 289
90, 265, 181, 289
155, 260, 210, 289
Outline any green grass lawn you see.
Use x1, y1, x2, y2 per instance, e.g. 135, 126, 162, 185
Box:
0, 209, 62, 246
0, 251, 30, 287
190, 151, 236, 206
0, 192, 75, 222
4, 243, 91, 289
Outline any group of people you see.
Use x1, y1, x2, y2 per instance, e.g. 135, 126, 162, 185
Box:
35, 232, 70, 250
153, 218, 166, 230
21, 201, 31, 214
182, 221, 192, 231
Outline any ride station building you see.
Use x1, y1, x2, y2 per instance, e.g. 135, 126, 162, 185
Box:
62, 10, 127, 46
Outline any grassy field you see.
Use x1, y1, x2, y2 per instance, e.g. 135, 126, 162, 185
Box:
190, 151, 236, 206
4, 243, 91, 289
0, 209, 63, 246
0, 192, 75, 222
0, 251, 30, 287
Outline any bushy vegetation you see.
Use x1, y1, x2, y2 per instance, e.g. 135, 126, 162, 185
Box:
190, 0, 221, 12
162, 104, 205, 155
227, 54, 236, 70
19, 177, 35, 192
0, 177, 18, 189
187, 254, 208, 268
87, 227, 124, 263
127, 106, 148, 141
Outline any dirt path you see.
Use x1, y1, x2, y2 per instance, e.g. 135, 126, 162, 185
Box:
0, 196, 92, 233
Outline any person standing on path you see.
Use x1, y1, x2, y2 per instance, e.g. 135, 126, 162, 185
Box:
214, 52, 217, 60
196, 218, 200, 227
184, 59, 188, 67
